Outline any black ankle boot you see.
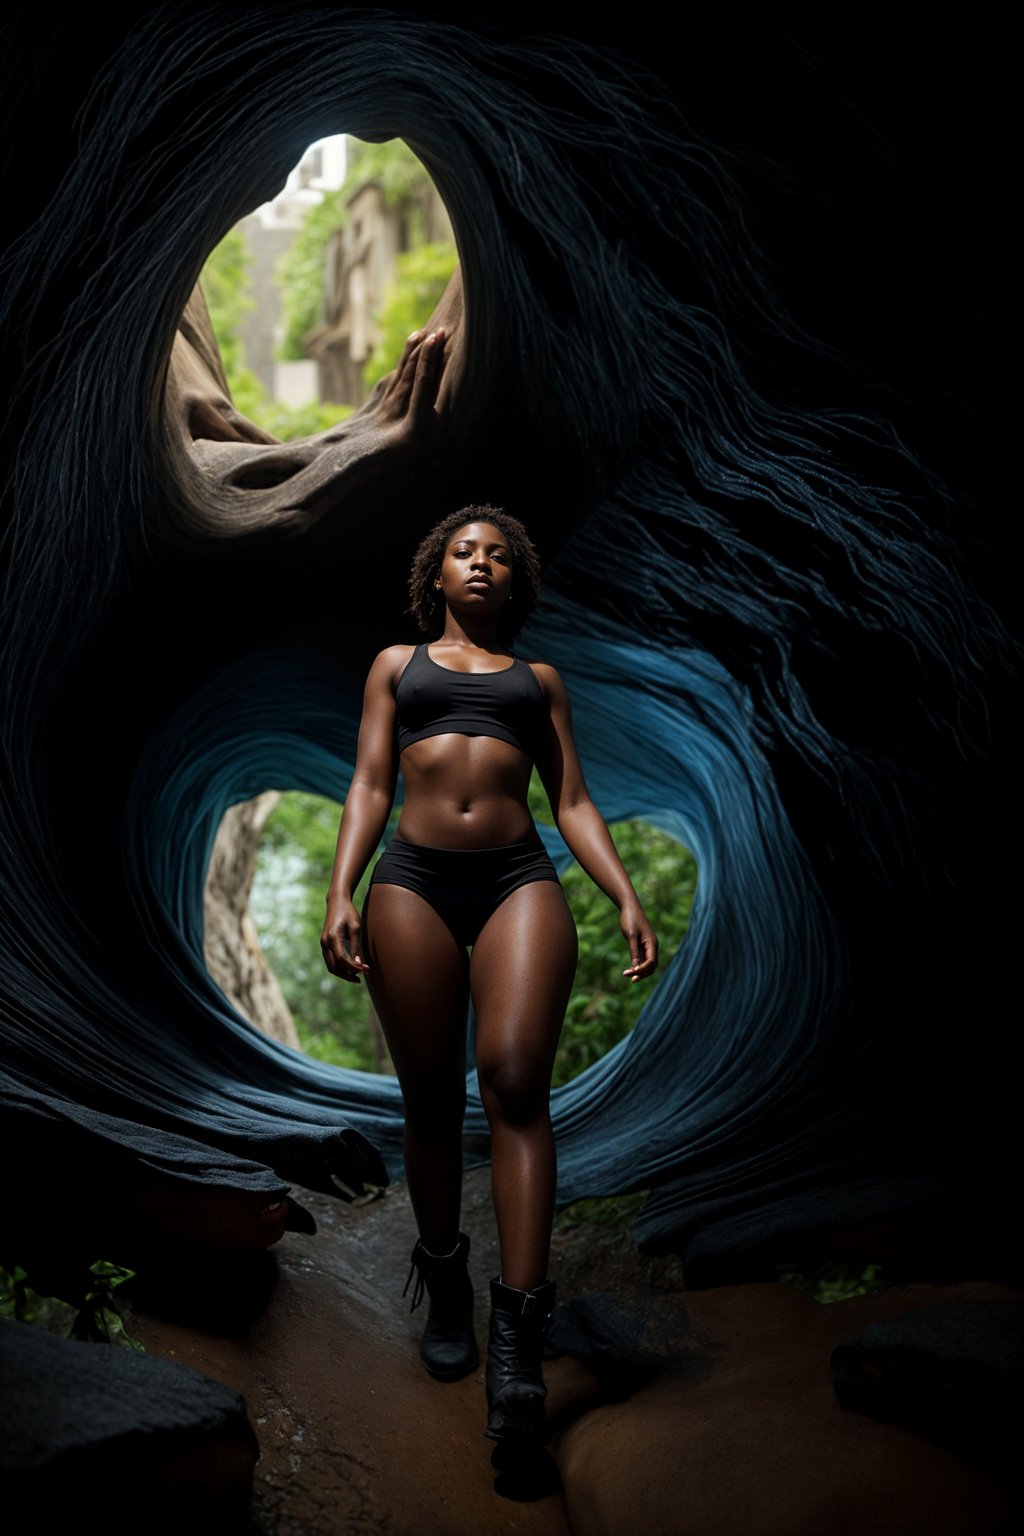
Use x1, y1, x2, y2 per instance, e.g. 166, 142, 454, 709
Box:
403, 1232, 479, 1381
485, 1277, 557, 1443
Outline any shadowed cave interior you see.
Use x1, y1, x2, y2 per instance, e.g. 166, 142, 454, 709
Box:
1, 0, 1017, 1320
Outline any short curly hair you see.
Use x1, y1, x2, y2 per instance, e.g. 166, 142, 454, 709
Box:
408, 505, 541, 643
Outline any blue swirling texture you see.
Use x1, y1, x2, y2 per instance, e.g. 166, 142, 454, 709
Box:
0, 5, 1009, 1255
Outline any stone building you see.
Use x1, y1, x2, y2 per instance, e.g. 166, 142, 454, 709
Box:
238, 138, 346, 406
308, 178, 453, 407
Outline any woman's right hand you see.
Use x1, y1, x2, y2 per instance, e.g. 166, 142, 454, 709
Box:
375, 327, 447, 453
320, 897, 371, 984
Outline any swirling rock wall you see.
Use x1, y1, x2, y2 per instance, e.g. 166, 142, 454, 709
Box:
1, 4, 1015, 1268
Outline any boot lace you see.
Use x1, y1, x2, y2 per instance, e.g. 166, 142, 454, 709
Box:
403, 1257, 426, 1313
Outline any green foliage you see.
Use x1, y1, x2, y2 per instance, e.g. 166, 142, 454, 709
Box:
528, 767, 555, 826
233, 382, 354, 442
1, 1260, 141, 1348
346, 137, 434, 210
0, 1264, 74, 1333
201, 226, 353, 443
779, 1262, 887, 1305
69, 1261, 141, 1347
276, 138, 441, 363
200, 226, 252, 379
253, 793, 400, 1069
275, 187, 349, 360
250, 788, 696, 1083
554, 817, 697, 1087
554, 1193, 649, 1231
363, 241, 459, 390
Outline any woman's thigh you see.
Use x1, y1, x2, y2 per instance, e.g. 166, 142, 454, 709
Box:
470, 880, 578, 1103
362, 882, 470, 1106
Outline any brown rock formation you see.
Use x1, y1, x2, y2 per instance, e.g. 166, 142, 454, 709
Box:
203, 791, 300, 1050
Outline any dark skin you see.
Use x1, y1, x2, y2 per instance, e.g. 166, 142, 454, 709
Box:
321, 519, 658, 1290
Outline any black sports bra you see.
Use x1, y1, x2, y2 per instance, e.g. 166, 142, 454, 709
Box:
394, 644, 547, 761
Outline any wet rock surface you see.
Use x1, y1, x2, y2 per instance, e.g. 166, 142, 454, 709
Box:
556, 1281, 1021, 1536
129, 1170, 576, 1534
126, 1170, 1021, 1534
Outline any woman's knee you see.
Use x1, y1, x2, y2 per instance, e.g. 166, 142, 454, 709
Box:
478, 1055, 549, 1127
404, 1083, 467, 1138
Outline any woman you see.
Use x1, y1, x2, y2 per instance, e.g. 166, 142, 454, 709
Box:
321, 502, 657, 1448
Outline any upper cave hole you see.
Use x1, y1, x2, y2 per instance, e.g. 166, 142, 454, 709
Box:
201, 133, 457, 441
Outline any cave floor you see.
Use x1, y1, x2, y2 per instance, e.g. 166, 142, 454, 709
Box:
128, 1168, 1019, 1535
127, 1166, 676, 1534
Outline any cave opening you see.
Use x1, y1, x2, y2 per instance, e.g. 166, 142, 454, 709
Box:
197, 130, 458, 438
237, 787, 697, 1083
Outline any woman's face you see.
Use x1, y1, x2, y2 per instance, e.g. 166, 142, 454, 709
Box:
436, 521, 514, 616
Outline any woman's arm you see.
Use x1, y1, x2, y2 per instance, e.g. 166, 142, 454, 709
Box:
532, 664, 658, 982
320, 646, 406, 983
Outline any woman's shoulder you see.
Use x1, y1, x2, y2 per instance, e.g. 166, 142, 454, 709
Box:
521, 658, 568, 700
365, 644, 419, 689
375, 642, 419, 665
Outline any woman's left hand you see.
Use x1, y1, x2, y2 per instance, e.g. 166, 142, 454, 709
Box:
620, 902, 658, 983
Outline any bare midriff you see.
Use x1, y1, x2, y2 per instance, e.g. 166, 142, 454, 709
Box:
395, 734, 537, 848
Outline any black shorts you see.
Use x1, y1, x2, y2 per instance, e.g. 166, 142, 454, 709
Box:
367, 836, 561, 948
